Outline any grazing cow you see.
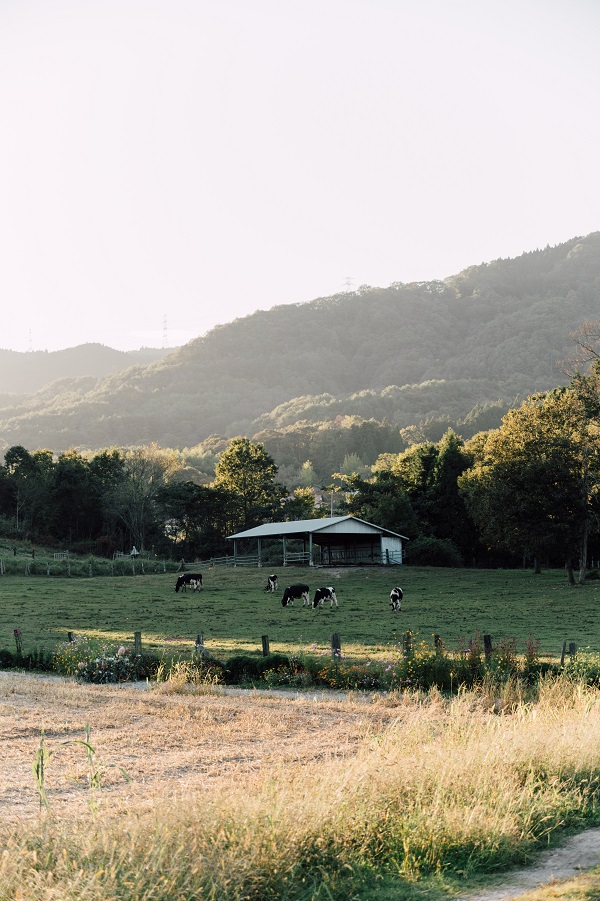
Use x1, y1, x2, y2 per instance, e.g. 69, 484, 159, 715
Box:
313, 587, 338, 609
264, 574, 278, 593
281, 584, 310, 607
390, 587, 403, 612
175, 572, 203, 593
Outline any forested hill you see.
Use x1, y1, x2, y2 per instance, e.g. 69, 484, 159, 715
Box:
0, 344, 175, 396
0, 232, 599, 454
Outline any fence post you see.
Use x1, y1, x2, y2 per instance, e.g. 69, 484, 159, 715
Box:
13, 629, 23, 656
134, 632, 142, 656
568, 642, 578, 658
331, 633, 341, 657
483, 635, 493, 659
402, 631, 412, 657
560, 640, 567, 666
89, 564, 93, 577
434, 634, 443, 656
0, 559, 4, 575
195, 634, 205, 655
68, 631, 76, 643
261, 635, 270, 656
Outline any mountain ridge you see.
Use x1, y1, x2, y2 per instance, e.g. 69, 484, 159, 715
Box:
0, 232, 598, 454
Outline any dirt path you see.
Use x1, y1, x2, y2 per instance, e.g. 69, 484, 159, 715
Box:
457, 828, 600, 901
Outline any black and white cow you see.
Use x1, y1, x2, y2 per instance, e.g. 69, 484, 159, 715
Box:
264, 574, 278, 593
313, 587, 338, 608
281, 584, 310, 607
390, 587, 403, 612
175, 572, 203, 593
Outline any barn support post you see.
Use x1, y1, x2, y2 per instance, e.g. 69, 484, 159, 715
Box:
257, 538, 262, 567
283, 537, 287, 566
309, 532, 313, 565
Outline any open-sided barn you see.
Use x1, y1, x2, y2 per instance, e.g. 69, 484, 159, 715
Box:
227, 516, 407, 566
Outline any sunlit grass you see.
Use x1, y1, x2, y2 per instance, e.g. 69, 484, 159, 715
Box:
1, 564, 599, 665
2, 674, 600, 898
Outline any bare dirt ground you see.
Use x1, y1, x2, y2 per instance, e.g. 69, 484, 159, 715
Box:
0, 670, 396, 823
458, 829, 600, 901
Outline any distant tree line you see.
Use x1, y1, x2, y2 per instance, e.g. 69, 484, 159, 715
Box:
0, 438, 316, 560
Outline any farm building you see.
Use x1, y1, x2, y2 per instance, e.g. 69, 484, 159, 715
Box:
227, 516, 408, 566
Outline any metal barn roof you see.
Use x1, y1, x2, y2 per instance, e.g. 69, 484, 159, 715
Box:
227, 515, 408, 541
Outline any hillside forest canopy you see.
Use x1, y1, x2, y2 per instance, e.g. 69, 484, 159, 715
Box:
0, 232, 599, 456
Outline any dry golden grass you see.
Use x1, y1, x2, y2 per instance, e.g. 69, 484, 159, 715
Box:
0, 672, 398, 823
3, 672, 600, 899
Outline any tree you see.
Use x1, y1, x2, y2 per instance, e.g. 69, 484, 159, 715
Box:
110, 444, 183, 551
281, 487, 318, 521
345, 470, 418, 536
50, 450, 102, 543
426, 430, 477, 558
214, 438, 285, 530
3, 445, 54, 537
297, 460, 318, 488
459, 390, 598, 581
156, 481, 232, 557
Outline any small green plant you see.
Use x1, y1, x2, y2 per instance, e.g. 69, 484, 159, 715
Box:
32, 724, 130, 814
32, 728, 52, 812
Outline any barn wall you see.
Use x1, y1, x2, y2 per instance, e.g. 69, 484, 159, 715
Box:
381, 536, 403, 564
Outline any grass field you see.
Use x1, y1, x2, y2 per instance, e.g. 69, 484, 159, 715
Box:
1, 563, 599, 662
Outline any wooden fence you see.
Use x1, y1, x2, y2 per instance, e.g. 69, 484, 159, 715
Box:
8, 628, 581, 666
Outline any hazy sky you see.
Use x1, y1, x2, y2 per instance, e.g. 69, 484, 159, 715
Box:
1, 0, 599, 353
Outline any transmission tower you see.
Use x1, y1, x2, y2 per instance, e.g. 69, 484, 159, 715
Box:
162, 315, 168, 349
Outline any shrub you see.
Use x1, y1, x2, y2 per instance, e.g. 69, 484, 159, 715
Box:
227, 653, 297, 686
406, 536, 463, 566
563, 649, 600, 686
0, 646, 54, 672
225, 655, 263, 684
53, 636, 159, 683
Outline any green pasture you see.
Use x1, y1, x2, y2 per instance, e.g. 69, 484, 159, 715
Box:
1, 564, 599, 662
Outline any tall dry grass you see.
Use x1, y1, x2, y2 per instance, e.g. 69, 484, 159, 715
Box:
2, 676, 600, 899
